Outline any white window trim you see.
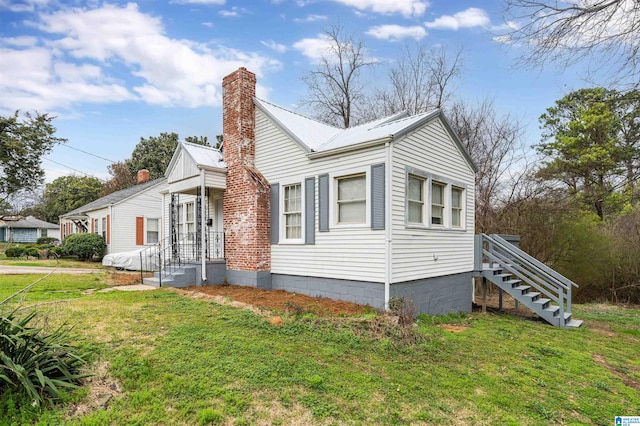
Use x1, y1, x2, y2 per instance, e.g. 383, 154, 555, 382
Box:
329, 168, 371, 228
279, 179, 305, 244
404, 167, 467, 231
407, 174, 426, 225
430, 180, 447, 228
146, 217, 160, 244
451, 186, 464, 229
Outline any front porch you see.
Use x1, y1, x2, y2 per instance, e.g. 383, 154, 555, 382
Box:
144, 141, 228, 287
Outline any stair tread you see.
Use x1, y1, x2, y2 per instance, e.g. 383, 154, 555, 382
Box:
532, 297, 550, 304
511, 285, 530, 292
544, 306, 560, 313
522, 292, 541, 298
565, 319, 583, 328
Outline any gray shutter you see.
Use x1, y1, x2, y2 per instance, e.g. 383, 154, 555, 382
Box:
270, 183, 279, 244
305, 177, 315, 244
318, 174, 329, 232
371, 163, 385, 230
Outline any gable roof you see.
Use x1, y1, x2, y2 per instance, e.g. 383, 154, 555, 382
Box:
0, 216, 58, 229
61, 178, 166, 217
165, 141, 226, 176
254, 98, 477, 172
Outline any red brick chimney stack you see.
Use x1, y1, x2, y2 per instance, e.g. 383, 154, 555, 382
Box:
222, 67, 271, 283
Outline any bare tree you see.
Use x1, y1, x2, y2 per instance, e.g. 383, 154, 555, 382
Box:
375, 44, 464, 117
447, 99, 528, 232
503, 0, 640, 88
300, 24, 376, 128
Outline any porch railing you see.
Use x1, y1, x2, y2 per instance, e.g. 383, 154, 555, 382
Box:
138, 231, 224, 286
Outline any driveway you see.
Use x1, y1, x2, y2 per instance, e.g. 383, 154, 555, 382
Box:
0, 265, 102, 275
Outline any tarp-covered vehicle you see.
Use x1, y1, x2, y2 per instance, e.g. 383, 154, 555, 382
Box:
102, 246, 159, 271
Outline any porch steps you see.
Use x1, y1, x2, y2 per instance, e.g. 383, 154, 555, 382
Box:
482, 263, 583, 328
143, 264, 197, 288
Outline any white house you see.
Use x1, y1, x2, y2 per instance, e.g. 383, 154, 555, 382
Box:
0, 216, 59, 243
60, 172, 168, 255
149, 67, 476, 315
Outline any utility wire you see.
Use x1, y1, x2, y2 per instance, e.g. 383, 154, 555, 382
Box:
59, 144, 116, 163
43, 157, 96, 177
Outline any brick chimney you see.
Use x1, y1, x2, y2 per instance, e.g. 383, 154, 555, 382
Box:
137, 169, 150, 184
222, 67, 271, 288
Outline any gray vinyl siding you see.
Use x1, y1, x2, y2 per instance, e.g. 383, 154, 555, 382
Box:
255, 109, 386, 283
391, 120, 475, 282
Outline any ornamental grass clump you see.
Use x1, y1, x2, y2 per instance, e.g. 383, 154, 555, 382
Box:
0, 309, 88, 406
0, 275, 89, 407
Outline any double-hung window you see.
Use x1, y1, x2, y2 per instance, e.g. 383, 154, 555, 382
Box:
407, 175, 425, 224
431, 181, 445, 226
283, 183, 302, 240
451, 187, 463, 228
185, 202, 194, 240
336, 174, 366, 224
147, 218, 159, 243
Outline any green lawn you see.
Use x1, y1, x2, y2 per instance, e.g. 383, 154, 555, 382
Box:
0, 258, 104, 269
1, 274, 639, 425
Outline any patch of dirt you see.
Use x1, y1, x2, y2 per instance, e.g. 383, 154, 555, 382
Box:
67, 361, 122, 418
592, 353, 640, 392
104, 271, 152, 286
182, 284, 373, 317
439, 324, 469, 333
473, 287, 539, 319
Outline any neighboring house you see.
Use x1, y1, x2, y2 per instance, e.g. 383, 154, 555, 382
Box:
59, 171, 168, 255
0, 216, 59, 243
151, 67, 477, 315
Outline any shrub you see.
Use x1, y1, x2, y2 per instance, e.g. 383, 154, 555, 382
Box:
49, 246, 62, 258
0, 310, 88, 406
5, 247, 25, 258
62, 233, 105, 261
25, 247, 39, 258
36, 237, 59, 245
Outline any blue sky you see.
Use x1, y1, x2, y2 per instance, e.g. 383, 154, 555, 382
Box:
0, 0, 587, 183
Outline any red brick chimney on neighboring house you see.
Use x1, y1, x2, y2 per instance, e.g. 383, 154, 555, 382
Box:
137, 169, 150, 184
222, 67, 271, 288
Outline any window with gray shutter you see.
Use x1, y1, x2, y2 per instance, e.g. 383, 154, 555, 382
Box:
371, 163, 385, 230
318, 174, 329, 232
270, 183, 279, 244
305, 177, 315, 244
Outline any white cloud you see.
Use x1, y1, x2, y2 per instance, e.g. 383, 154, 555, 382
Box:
201, 22, 213, 28
293, 14, 327, 23
0, 3, 279, 112
261, 40, 287, 53
292, 35, 333, 61
424, 7, 490, 30
170, 0, 225, 4
328, 0, 429, 17
218, 6, 249, 17
366, 24, 426, 41
0, 36, 38, 47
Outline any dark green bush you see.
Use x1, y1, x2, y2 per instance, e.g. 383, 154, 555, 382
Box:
0, 310, 88, 406
4, 247, 25, 258
61, 233, 105, 261
50, 246, 62, 258
36, 237, 59, 245
25, 247, 39, 258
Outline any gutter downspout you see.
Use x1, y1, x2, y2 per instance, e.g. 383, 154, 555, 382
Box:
384, 140, 393, 310
200, 169, 207, 284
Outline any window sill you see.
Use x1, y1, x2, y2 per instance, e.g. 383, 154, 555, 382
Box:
277, 240, 305, 245
331, 223, 369, 229
405, 224, 468, 232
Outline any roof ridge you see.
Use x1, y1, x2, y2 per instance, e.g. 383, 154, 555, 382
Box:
255, 98, 340, 130
179, 140, 221, 152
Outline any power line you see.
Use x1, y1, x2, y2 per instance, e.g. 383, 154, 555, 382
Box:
60, 144, 116, 163
43, 157, 97, 177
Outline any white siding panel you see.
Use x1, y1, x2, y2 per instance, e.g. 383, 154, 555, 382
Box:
109, 184, 165, 254
204, 172, 226, 189
255, 109, 386, 283
391, 120, 476, 282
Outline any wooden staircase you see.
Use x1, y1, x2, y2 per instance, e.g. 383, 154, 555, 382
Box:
475, 234, 583, 328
